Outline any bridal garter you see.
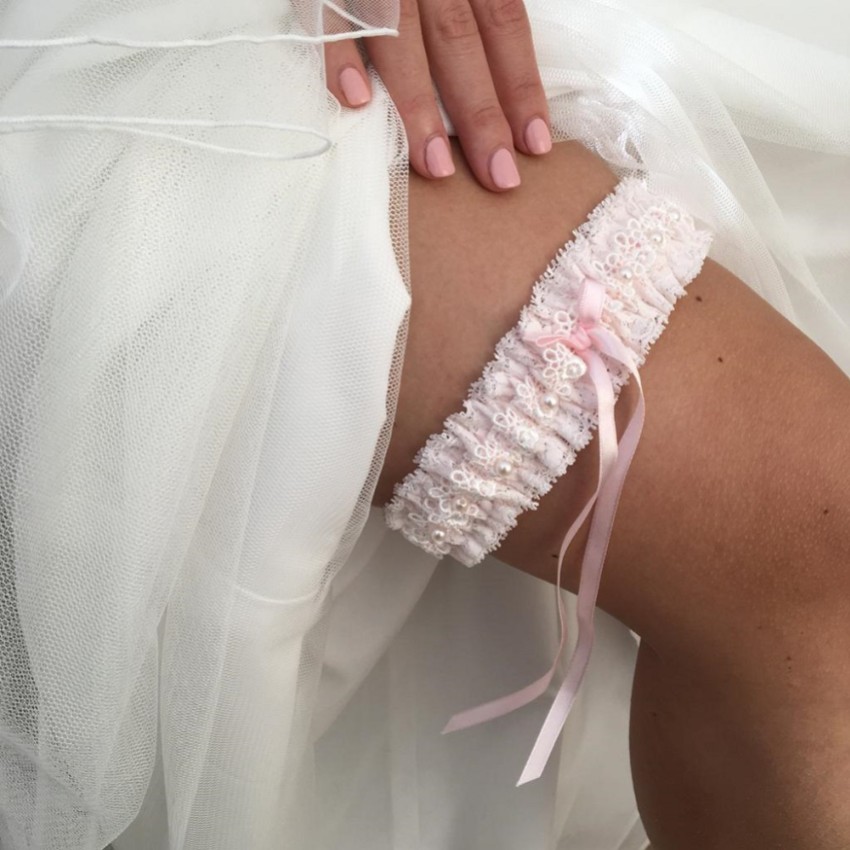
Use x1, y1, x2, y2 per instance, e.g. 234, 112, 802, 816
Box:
384, 177, 713, 784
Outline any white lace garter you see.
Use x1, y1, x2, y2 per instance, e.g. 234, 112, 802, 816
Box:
383, 177, 712, 785
385, 177, 712, 565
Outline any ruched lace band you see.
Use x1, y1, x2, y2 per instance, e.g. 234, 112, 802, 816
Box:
384, 177, 713, 784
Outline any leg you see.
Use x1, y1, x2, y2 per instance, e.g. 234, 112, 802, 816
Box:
376, 140, 850, 847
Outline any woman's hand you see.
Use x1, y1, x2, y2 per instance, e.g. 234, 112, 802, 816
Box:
324, 0, 551, 191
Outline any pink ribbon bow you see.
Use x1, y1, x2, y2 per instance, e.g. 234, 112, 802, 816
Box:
442, 277, 647, 786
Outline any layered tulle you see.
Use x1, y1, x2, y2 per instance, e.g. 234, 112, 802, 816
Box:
0, 0, 848, 848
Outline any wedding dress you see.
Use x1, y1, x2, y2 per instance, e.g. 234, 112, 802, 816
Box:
0, 0, 847, 848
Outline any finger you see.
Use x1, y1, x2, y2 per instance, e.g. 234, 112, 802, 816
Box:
325, 39, 372, 108
367, 0, 456, 180
419, 0, 521, 192
469, 0, 551, 156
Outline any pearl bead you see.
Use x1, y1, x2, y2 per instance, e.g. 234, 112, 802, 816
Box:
454, 496, 468, 510
496, 460, 513, 476
650, 230, 664, 245
619, 267, 633, 281
565, 361, 586, 379
542, 393, 558, 409
670, 210, 681, 222
431, 529, 446, 543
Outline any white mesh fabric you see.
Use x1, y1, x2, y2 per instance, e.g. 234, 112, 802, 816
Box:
532, 0, 850, 373
0, 0, 849, 849
0, 0, 400, 161
0, 1, 409, 847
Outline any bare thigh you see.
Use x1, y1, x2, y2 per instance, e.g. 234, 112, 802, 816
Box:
376, 140, 850, 680
376, 139, 850, 847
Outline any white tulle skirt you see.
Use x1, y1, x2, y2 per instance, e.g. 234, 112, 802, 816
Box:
0, 1, 847, 848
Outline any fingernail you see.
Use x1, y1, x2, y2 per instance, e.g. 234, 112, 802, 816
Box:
339, 67, 370, 107
490, 148, 521, 189
525, 117, 552, 155
425, 136, 455, 178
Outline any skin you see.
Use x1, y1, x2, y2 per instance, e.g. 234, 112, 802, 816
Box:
374, 139, 850, 848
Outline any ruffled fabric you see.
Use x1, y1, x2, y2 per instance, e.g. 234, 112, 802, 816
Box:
385, 178, 712, 566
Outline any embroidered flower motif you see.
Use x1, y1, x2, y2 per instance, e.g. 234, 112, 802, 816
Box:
446, 503, 478, 529
551, 309, 577, 336
492, 406, 539, 451
516, 377, 562, 420
427, 485, 452, 512
646, 202, 682, 233
423, 485, 479, 532
492, 407, 522, 433
449, 467, 475, 491
515, 426, 539, 450
472, 437, 500, 465
515, 377, 538, 414
450, 466, 497, 499
613, 220, 643, 252
541, 342, 587, 387
470, 435, 519, 482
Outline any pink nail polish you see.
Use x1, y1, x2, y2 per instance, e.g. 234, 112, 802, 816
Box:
525, 117, 552, 155
490, 148, 521, 189
425, 136, 455, 178
339, 67, 370, 107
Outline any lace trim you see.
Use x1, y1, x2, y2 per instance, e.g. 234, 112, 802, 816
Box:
384, 177, 712, 566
